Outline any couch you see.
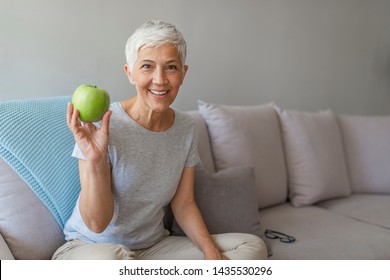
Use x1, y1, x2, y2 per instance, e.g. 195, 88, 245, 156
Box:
1, 97, 390, 260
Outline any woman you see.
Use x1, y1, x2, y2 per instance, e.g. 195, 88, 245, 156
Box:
52, 20, 267, 260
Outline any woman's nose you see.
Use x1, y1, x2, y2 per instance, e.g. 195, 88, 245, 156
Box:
153, 67, 168, 84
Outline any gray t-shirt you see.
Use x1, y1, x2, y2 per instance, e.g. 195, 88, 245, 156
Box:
63, 102, 200, 249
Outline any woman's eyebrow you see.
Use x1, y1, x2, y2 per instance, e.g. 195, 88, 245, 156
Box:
166, 59, 180, 63
139, 59, 181, 65
166, 59, 181, 65
140, 59, 155, 64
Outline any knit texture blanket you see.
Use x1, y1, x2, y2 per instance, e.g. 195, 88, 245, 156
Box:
0, 96, 80, 228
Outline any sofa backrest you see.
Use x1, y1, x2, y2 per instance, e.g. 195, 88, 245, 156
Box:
192, 100, 390, 209
338, 115, 390, 194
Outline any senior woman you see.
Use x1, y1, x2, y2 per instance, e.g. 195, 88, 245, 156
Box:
52, 20, 267, 260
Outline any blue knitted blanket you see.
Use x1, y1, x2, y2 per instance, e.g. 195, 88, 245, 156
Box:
0, 96, 80, 228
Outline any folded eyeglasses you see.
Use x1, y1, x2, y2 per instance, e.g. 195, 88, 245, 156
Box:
265, 229, 296, 243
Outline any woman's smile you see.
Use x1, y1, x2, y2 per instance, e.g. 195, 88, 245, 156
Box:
148, 89, 169, 96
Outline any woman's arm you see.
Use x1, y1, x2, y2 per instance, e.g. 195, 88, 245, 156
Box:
67, 103, 114, 233
171, 166, 227, 260
78, 158, 113, 233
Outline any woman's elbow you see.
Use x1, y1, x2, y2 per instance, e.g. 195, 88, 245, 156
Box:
85, 219, 110, 233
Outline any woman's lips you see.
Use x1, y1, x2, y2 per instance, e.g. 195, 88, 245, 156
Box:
148, 89, 169, 96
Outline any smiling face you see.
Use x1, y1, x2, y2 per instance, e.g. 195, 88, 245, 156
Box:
125, 43, 188, 114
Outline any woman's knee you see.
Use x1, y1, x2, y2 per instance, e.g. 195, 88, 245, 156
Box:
213, 233, 268, 260
243, 233, 268, 260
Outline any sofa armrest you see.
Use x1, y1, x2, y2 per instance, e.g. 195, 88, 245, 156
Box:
0, 232, 15, 260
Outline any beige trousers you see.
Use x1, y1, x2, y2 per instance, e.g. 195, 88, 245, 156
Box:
52, 232, 267, 260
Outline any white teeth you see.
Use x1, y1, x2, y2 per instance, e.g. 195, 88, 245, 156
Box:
150, 90, 168, 95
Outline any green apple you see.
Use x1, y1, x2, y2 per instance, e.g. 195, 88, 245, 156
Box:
72, 84, 110, 122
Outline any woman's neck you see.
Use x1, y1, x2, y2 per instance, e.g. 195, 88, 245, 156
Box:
121, 97, 175, 132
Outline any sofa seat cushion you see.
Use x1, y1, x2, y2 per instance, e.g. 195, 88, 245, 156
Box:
258, 203, 390, 259
198, 101, 287, 209
317, 194, 390, 230
0, 158, 65, 259
276, 107, 351, 207
338, 115, 390, 194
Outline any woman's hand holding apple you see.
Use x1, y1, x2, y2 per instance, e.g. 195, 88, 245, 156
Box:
67, 102, 112, 162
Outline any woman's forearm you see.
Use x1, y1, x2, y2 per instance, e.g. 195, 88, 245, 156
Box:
172, 200, 222, 259
171, 167, 226, 259
78, 159, 113, 233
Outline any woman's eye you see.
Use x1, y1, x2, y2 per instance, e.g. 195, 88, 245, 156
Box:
141, 64, 151, 69
166, 65, 178, 71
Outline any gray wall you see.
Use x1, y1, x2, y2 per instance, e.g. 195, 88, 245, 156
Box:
1, 0, 390, 115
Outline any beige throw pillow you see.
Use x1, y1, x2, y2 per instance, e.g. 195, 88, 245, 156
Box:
198, 101, 287, 209
275, 107, 351, 207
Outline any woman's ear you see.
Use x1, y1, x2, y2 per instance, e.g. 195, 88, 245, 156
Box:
124, 64, 135, 84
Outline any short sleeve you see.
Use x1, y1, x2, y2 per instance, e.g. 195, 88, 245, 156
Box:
185, 124, 200, 167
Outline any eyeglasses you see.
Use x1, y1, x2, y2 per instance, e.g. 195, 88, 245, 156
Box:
265, 229, 296, 243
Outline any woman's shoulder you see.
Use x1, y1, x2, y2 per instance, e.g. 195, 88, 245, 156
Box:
173, 109, 196, 127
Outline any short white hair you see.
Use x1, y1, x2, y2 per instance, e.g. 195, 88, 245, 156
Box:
125, 20, 187, 71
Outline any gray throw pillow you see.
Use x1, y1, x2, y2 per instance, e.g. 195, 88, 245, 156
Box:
171, 165, 262, 237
